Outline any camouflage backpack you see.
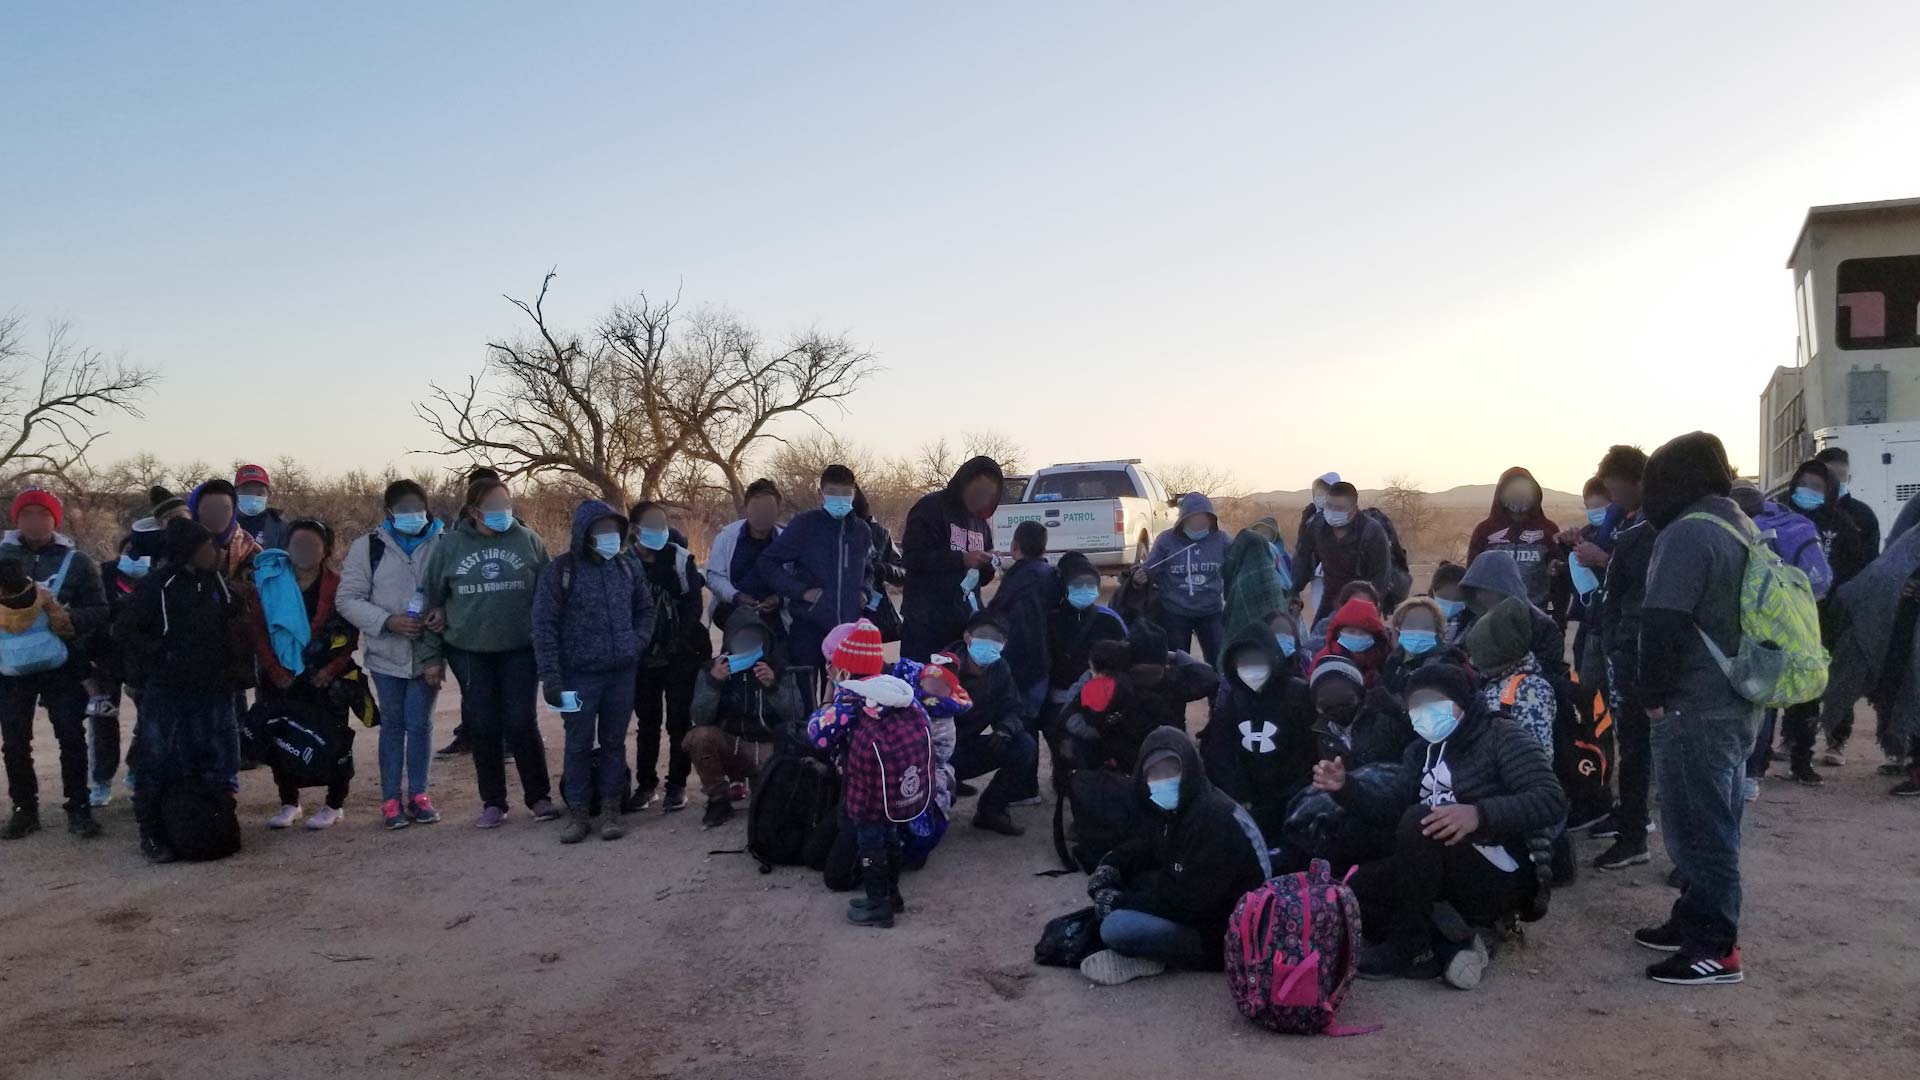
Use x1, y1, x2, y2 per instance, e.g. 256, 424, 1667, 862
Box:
1684, 512, 1829, 708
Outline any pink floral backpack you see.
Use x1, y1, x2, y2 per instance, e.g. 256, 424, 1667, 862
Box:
1224, 859, 1377, 1036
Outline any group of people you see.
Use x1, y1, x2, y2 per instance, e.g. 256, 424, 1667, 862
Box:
3, 433, 1912, 998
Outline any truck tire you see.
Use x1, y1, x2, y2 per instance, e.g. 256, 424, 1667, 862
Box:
1134, 531, 1150, 563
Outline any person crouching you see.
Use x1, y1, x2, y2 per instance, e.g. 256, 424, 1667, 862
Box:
837, 672, 934, 929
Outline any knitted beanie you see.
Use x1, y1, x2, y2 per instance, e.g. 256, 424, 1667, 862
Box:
829, 619, 886, 676
10, 488, 63, 529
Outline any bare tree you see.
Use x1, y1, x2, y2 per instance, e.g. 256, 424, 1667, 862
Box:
1377, 473, 1438, 538
672, 308, 878, 512
417, 272, 654, 505
1154, 462, 1246, 501
0, 315, 157, 488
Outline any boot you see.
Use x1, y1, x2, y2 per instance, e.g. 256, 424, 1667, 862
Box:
600, 807, 626, 841
1, 805, 40, 840
888, 852, 906, 913
559, 807, 591, 845
67, 807, 102, 839
140, 827, 176, 864
846, 857, 895, 928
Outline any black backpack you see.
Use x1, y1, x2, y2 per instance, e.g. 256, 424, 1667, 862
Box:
159, 778, 242, 862
1052, 766, 1138, 873
747, 751, 842, 873
241, 700, 355, 790
1034, 906, 1103, 967
1552, 674, 1613, 827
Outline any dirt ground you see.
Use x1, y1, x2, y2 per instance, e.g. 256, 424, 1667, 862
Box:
2, 689, 1916, 1080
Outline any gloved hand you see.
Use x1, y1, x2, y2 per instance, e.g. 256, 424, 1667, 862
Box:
1086, 863, 1122, 897
1091, 887, 1121, 920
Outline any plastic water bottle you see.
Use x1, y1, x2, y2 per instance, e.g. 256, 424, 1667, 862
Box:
406, 589, 425, 618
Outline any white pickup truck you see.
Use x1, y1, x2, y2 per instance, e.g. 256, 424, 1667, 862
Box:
989, 460, 1182, 572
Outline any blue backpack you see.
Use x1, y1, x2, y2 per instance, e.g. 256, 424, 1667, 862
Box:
0, 550, 76, 677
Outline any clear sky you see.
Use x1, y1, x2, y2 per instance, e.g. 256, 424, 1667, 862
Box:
7, 1, 1920, 495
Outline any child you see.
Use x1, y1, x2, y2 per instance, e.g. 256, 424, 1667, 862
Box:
1380, 596, 1468, 702
985, 520, 1061, 725
1460, 597, 1556, 756
1310, 595, 1392, 688
838, 672, 933, 929
1428, 561, 1469, 642
687, 609, 801, 828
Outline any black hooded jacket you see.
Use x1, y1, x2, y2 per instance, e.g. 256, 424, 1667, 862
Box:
1046, 551, 1127, 691
1061, 620, 1220, 770
114, 520, 247, 693
1101, 728, 1272, 970
690, 608, 804, 741
900, 456, 1002, 658
1198, 625, 1316, 838
1788, 460, 1870, 588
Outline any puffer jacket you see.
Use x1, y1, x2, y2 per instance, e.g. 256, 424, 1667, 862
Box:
1337, 694, 1568, 841
335, 519, 446, 679
531, 500, 656, 688
1100, 728, 1273, 970
0, 531, 109, 669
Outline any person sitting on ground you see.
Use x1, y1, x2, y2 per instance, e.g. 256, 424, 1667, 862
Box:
1312, 595, 1393, 688
1429, 561, 1469, 643
1267, 609, 1306, 680
689, 608, 801, 828
1199, 624, 1314, 840
838, 671, 934, 930
1274, 655, 1416, 874
1222, 523, 1292, 643
940, 612, 1040, 837
1458, 550, 1569, 680
248, 519, 359, 831
1078, 727, 1272, 985
1060, 621, 1220, 773
1380, 595, 1468, 702
1461, 597, 1557, 757
1305, 579, 1382, 655
1329, 663, 1566, 990
532, 500, 655, 844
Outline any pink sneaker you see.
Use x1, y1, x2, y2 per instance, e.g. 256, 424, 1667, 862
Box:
475, 806, 506, 829
410, 794, 441, 824
383, 799, 410, 830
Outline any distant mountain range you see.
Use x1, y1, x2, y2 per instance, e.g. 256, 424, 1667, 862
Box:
1246, 483, 1585, 511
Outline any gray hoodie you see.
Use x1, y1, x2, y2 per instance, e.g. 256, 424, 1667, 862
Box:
1143, 492, 1232, 618
1460, 551, 1568, 680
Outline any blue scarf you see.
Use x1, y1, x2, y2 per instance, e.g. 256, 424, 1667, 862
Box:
252, 549, 310, 675
382, 517, 444, 557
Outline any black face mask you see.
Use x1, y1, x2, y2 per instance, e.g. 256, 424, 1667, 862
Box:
1317, 701, 1358, 727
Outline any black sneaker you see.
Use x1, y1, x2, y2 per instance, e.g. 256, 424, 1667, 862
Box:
0, 807, 41, 840
702, 799, 734, 828
972, 811, 1026, 837
435, 735, 471, 758
1890, 778, 1920, 797
66, 809, 102, 839
1593, 838, 1651, 871
1648, 947, 1743, 985
1633, 923, 1686, 953
140, 833, 177, 864
661, 786, 689, 812
1666, 867, 1685, 889
1550, 834, 1578, 886
955, 780, 980, 798
1789, 762, 1824, 786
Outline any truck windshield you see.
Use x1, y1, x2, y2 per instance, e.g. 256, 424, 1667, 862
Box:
1027, 470, 1134, 502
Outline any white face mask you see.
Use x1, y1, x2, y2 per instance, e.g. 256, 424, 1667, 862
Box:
1236, 664, 1272, 692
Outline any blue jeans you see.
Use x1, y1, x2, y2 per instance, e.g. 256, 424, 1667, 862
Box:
1156, 609, 1223, 666
950, 730, 1038, 815
373, 674, 439, 802
854, 820, 899, 860
1099, 908, 1205, 967
1653, 703, 1762, 956
561, 664, 637, 808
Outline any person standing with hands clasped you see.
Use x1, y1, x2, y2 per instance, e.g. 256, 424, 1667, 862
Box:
900, 456, 1003, 663
417, 476, 555, 829
532, 500, 655, 844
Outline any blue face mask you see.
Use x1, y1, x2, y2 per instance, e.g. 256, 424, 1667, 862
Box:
117, 554, 151, 579
237, 494, 268, 517
592, 533, 623, 559
391, 510, 429, 535
1400, 629, 1438, 656
1322, 509, 1352, 528
1183, 525, 1211, 542
1792, 487, 1825, 511
727, 647, 765, 675
968, 638, 1005, 667
482, 508, 514, 532
1275, 634, 1298, 658
1410, 700, 1460, 743
1067, 584, 1099, 610
1586, 506, 1610, 527
1434, 597, 1465, 619
637, 527, 670, 551
823, 495, 855, 519
1268, 540, 1284, 563
1148, 777, 1181, 812
1337, 631, 1376, 653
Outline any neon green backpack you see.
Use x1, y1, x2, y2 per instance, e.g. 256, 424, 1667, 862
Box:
1683, 512, 1829, 708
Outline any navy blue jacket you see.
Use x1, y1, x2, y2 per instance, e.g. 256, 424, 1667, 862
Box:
986, 556, 1061, 689
530, 501, 656, 688
756, 508, 872, 665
